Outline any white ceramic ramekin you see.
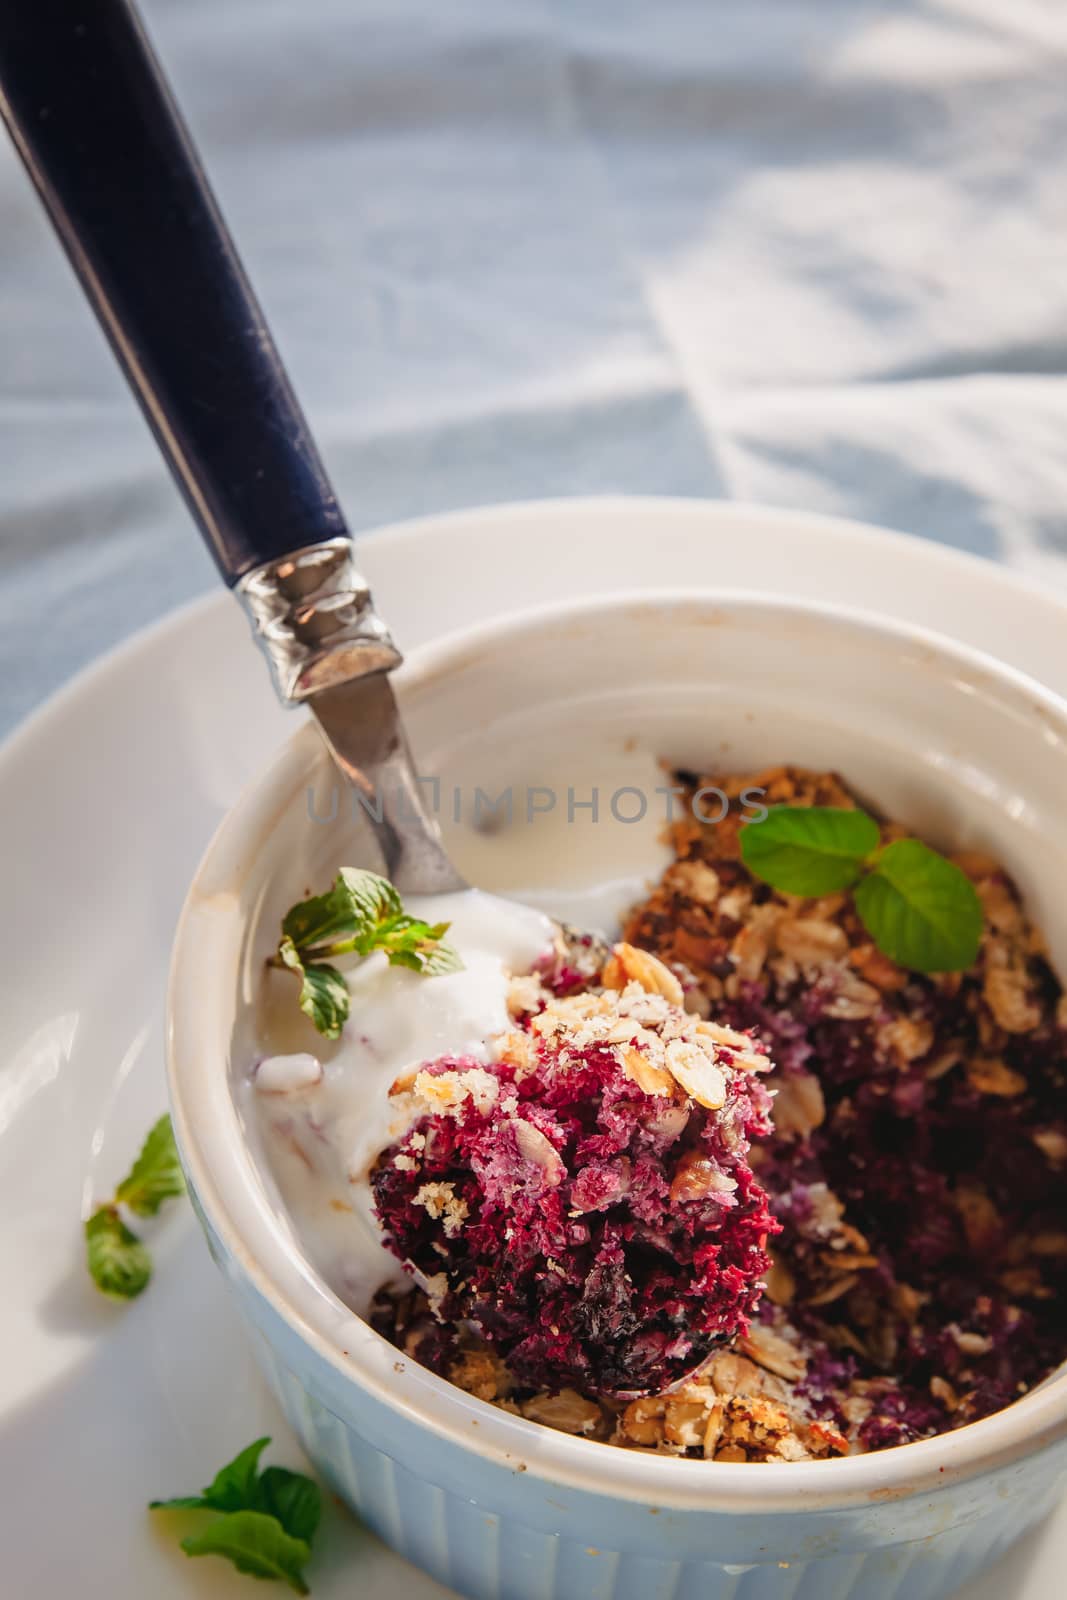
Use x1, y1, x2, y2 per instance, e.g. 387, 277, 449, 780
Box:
168, 591, 1067, 1600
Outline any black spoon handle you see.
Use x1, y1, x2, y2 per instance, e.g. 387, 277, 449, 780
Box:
0, 0, 347, 586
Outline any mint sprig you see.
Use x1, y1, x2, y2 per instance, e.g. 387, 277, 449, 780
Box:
273, 867, 463, 1038
85, 1114, 185, 1300
151, 1436, 322, 1594
115, 1111, 186, 1216
740, 806, 983, 973
181, 1513, 311, 1594
85, 1206, 152, 1300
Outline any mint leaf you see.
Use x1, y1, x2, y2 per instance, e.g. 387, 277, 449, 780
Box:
151, 1438, 323, 1588
741, 805, 880, 896
149, 1439, 323, 1535
337, 866, 404, 927
385, 947, 423, 972
278, 938, 350, 1040
854, 839, 983, 972
85, 1113, 188, 1302
300, 963, 350, 1039
739, 804, 986, 975
208, 1436, 272, 1510
181, 1511, 311, 1594
276, 869, 463, 1036
85, 1206, 151, 1300
282, 867, 402, 950
378, 915, 464, 975
259, 1467, 322, 1544
403, 938, 464, 977
115, 1113, 185, 1217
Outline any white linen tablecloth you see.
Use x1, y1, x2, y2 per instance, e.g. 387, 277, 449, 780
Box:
2, 0, 1066, 735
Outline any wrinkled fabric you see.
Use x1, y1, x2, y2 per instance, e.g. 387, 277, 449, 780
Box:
2, 0, 1066, 735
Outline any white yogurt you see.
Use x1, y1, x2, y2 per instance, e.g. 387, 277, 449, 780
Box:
245, 888, 554, 1312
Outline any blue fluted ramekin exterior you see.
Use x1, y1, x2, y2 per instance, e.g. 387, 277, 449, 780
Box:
194, 1190, 1066, 1600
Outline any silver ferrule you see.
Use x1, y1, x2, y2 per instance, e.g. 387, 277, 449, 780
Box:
236, 537, 402, 704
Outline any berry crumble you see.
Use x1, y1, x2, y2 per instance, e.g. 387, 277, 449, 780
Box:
369, 767, 1067, 1462
370, 944, 777, 1399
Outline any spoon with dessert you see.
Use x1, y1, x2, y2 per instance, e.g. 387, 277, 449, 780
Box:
0, 0, 777, 1399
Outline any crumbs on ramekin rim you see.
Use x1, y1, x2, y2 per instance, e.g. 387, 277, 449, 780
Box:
371, 767, 1067, 1461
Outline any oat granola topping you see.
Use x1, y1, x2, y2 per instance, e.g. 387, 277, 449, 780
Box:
623, 765, 1067, 1453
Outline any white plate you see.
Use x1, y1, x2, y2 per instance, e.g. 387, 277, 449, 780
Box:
3, 496, 1065, 1599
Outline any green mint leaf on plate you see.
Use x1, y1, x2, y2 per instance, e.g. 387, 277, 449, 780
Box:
114, 1113, 185, 1218
258, 1466, 323, 1544
150, 1439, 322, 1529
180, 1511, 311, 1594
214, 1436, 273, 1510
276, 868, 463, 1036
741, 805, 880, 896
854, 838, 983, 973
86, 1114, 187, 1301
85, 1206, 152, 1300
151, 1438, 322, 1591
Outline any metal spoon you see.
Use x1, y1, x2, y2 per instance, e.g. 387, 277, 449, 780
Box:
0, 0, 463, 897
0, 2, 763, 1402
